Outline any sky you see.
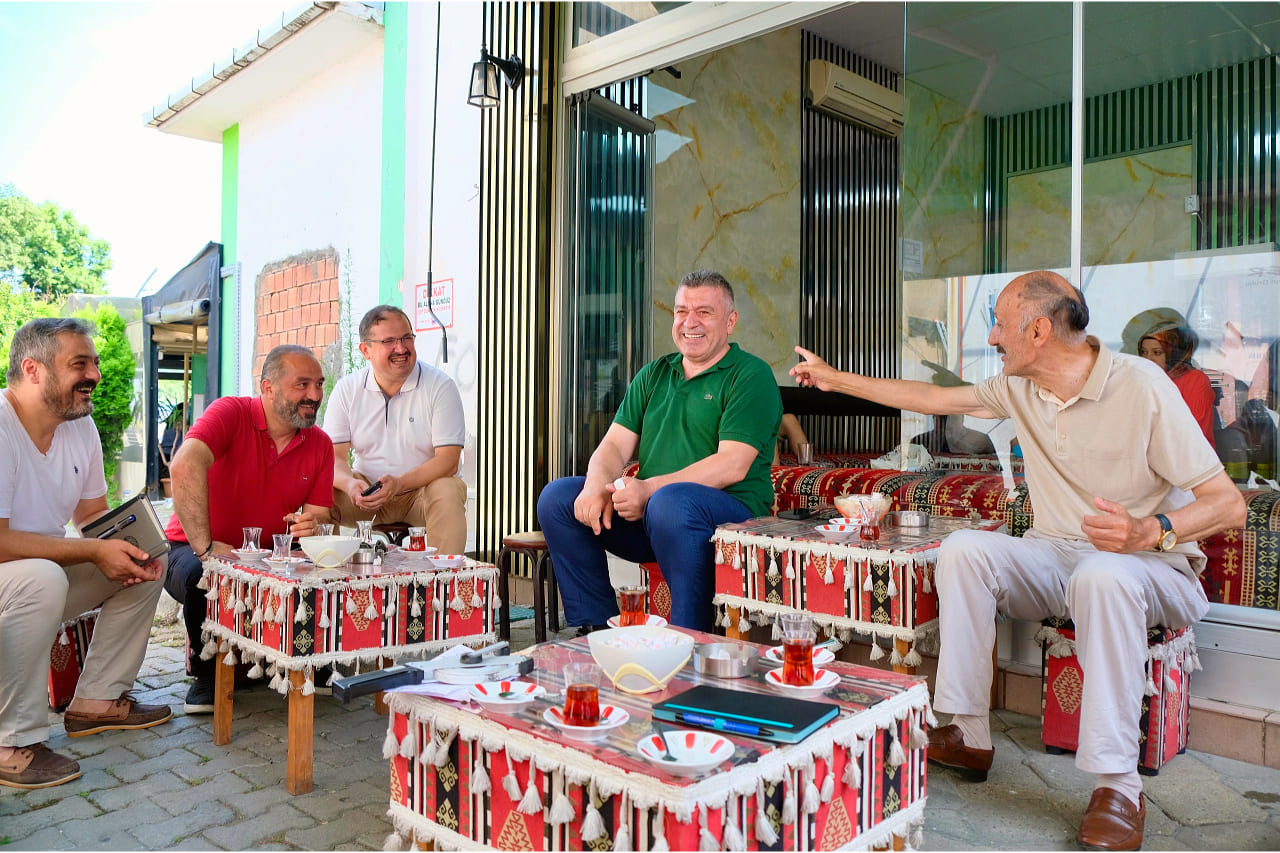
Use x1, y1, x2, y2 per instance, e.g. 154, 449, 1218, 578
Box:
0, 1, 293, 298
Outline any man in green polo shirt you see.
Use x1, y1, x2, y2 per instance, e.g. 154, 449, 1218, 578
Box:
538, 270, 782, 632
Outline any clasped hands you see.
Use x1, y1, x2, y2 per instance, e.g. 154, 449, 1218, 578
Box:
573, 476, 652, 534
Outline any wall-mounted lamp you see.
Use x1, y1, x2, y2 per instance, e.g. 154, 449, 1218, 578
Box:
467, 46, 523, 108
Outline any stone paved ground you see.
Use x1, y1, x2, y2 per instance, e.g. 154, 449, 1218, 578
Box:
2, 612, 1278, 850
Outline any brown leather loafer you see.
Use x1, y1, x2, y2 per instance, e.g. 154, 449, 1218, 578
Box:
1077, 788, 1145, 850
0, 743, 82, 789
63, 694, 172, 738
927, 723, 994, 782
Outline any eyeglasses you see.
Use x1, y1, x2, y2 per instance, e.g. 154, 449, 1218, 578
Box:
364, 334, 417, 348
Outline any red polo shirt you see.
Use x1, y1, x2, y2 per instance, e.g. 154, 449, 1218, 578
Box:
164, 396, 334, 546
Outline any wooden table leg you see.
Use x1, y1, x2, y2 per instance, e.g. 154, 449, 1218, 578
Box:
212, 650, 234, 745
287, 669, 314, 795
375, 656, 390, 716
725, 606, 745, 640
893, 637, 914, 675
412, 831, 434, 851
990, 633, 1000, 709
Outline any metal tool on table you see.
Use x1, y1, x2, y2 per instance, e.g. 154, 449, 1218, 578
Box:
331, 642, 534, 702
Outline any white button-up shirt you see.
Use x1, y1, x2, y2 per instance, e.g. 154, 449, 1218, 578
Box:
323, 362, 465, 479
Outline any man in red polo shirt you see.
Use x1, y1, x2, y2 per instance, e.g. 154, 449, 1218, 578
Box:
163, 345, 334, 713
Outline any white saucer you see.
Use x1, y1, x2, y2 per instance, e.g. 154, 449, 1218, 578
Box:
635, 729, 733, 777
764, 645, 836, 667
764, 667, 840, 697
606, 614, 668, 629
542, 705, 629, 740
430, 554, 467, 568
815, 523, 859, 540
263, 557, 305, 570
231, 548, 268, 560
400, 546, 439, 559
469, 680, 546, 711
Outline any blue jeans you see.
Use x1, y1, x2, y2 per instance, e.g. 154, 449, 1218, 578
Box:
537, 477, 753, 631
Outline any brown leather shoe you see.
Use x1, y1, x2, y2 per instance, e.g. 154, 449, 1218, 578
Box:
0, 743, 82, 789
63, 693, 172, 737
1077, 788, 1145, 850
927, 723, 994, 782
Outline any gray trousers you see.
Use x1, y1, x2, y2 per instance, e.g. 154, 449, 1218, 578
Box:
0, 558, 162, 747
933, 529, 1208, 774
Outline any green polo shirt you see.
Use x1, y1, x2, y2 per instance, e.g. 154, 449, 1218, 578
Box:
614, 343, 781, 517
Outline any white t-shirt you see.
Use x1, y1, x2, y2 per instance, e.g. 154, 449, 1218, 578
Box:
323, 361, 466, 480
0, 392, 107, 537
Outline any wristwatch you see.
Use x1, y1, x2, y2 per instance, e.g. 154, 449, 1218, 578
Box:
1154, 514, 1177, 552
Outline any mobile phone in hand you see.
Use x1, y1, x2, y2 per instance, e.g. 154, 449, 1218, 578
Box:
361, 481, 384, 497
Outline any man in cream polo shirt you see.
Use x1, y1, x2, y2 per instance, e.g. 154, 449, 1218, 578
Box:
793, 271, 1245, 851
324, 305, 467, 553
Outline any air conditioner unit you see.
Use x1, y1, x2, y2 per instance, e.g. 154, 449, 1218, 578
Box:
806, 59, 904, 137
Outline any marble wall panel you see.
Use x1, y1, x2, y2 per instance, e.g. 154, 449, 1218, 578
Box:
650, 27, 802, 381
901, 81, 986, 280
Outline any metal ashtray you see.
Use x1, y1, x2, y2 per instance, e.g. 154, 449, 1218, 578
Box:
693, 643, 759, 678
886, 510, 930, 528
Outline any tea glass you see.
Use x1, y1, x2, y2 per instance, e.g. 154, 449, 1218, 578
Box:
615, 585, 647, 627
407, 526, 428, 551
778, 612, 813, 636
316, 523, 334, 537
562, 662, 602, 727
241, 527, 262, 551
797, 442, 814, 465
271, 533, 293, 561
778, 613, 816, 686
355, 519, 374, 545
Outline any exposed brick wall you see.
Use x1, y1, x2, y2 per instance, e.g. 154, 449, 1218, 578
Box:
254, 249, 340, 381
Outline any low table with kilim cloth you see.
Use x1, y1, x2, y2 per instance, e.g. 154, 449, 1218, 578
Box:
384, 629, 933, 851
199, 550, 500, 793
710, 513, 1002, 668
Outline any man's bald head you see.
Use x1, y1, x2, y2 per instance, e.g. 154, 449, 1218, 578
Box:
1008, 271, 1089, 339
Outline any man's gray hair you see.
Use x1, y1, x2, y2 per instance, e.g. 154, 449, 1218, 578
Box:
678, 269, 735, 306
359, 304, 412, 341
6, 317, 93, 385
1018, 271, 1089, 338
260, 344, 318, 384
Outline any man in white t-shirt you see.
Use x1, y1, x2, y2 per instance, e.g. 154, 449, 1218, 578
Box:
0, 319, 172, 790
323, 305, 467, 553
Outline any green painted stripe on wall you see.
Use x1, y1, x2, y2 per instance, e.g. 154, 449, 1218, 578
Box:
220, 124, 239, 387
379, 1, 408, 304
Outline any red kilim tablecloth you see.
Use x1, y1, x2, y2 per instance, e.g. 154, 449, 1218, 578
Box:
385, 630, 933, 851
712, 514, 1002, 663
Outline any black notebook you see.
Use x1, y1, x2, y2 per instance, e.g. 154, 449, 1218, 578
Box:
652, 685, 840, 744
80, 493, 170, 564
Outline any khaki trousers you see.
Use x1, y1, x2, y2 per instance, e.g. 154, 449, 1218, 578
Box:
932, 529, 1208, 775
0, 558, 163, 747
332, 474, 468, 554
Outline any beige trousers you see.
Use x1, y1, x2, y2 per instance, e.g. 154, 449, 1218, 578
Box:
0, 558, 163, 747
932, 528, 1208, 775
332, 474, 468, 554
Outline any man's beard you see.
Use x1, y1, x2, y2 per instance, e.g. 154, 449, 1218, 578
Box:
275, 395, 320, 429
44, 376, 95, 420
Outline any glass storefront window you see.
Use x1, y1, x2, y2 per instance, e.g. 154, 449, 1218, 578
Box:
572, 2, 688, 47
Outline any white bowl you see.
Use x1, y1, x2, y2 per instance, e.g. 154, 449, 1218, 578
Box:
430, 554, 467, 568
833, 493, 892, 524
635, 729, 734, 777
297, 535, 361, 568
815, 523, 859, 540
588, 626, 694, 695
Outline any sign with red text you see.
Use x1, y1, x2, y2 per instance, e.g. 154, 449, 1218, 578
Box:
414, 279, 454, 331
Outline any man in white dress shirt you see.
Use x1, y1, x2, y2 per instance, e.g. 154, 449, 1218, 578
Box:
323, 305, 467, 553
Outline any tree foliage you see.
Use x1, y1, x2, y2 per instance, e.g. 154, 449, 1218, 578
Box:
0, 184, 111, 299
75, 305, 136, 499
0, 286, 58, 383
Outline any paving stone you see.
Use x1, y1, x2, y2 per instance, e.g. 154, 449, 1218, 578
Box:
88, 771, 183, 812
9, 798, 166, 849
1172, 819, 1280, 849
1, 791, 101, 842
216, 776, 298, 815
289, 779, 387, 820
163, 835, 226, 850
127, 798, 237, 848
284, 805, 394, 849
125, 725, 217, 759
203, 802, 312, 848
107, 745, 203, 784
1145, 753, 1270, 825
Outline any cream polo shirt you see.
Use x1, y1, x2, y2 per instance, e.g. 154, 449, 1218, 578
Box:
323, 361, 465, 481
972, 338, 1222, 574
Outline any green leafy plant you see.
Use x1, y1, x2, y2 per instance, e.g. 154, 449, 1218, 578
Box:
74, 305, 136, 502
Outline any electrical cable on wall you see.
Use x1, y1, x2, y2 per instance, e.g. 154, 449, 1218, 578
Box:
423, 3, 448, 363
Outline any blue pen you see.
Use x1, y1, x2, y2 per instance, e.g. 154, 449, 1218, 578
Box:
673, 711, 774, 738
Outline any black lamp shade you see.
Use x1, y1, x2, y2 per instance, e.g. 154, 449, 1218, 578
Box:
468, 60, 500, 108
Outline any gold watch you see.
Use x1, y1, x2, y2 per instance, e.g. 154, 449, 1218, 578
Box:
1154, 514, 1177, 551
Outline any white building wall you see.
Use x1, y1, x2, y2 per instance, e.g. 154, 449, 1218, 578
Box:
404, 3, 483, 551
232, 38, 384, 395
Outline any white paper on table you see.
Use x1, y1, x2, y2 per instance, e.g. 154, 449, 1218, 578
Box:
386, 643, 479, 702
